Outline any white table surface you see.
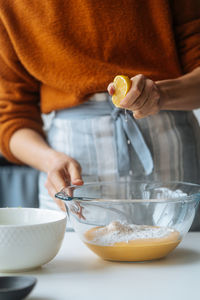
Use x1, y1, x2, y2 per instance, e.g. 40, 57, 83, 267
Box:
7, 232, 200, 300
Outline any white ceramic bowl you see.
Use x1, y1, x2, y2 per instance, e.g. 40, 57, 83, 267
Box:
0, 208, 67, 272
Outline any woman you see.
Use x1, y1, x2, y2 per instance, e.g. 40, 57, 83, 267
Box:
0, 0, 200, 228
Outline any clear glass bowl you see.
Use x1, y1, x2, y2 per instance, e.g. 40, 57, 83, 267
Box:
56, 180, 200, 262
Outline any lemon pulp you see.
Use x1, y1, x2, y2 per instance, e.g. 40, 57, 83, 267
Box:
112, 75, 131, 107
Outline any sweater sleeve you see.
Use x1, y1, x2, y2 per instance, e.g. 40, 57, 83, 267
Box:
0, 16, 45, 164
170, 0, 200, 73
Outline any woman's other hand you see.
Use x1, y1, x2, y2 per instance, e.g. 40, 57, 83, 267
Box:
44, 150, 83, 209
107, 74, 160, 119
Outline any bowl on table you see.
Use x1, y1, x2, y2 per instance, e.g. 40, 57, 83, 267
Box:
0, 276, 37, 300
0, 208, 66, 272
56, 180, 200, 262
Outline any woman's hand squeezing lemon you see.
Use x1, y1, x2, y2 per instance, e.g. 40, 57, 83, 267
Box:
107, 74, 161, 119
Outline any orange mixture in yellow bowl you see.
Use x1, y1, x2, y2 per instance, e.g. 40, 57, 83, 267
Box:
84, 221, 181, 261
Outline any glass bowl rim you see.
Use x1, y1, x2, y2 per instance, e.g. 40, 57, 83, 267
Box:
55, 180, 200, 204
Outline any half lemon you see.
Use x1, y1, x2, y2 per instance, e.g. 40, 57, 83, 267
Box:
112, 75, 131, 107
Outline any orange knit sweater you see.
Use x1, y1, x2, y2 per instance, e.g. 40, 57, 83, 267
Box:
0, 0, 200, 163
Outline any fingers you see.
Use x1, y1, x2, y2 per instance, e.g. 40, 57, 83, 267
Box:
119, 75, 160, 118
45, 180, 67, 211
107, 83, 115, 95
133, 84, 160, 118
120, 74, 146, 107
47, 168, 68, 192
44, 152, 84, 206
67, 161, 83, 185
47, 156, 83, 191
